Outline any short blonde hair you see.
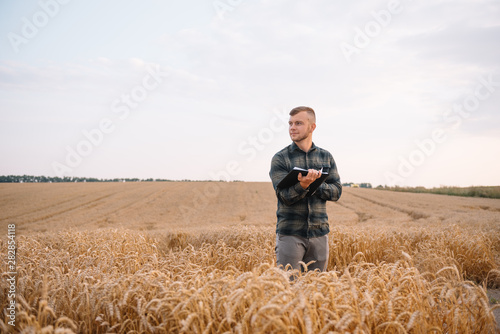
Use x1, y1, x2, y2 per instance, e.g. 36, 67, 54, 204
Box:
289, 106, 316, 124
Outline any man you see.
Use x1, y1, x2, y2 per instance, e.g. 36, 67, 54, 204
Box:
269, 106, 342, 272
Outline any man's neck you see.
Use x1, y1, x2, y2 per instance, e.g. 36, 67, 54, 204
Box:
294, 138, 313, 152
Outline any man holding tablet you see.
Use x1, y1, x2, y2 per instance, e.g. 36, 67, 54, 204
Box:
269, 106, 342, 272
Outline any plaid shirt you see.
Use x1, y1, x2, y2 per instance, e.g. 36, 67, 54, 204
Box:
269, 142, 342, 238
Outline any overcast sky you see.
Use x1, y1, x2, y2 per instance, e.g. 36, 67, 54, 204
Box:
1, 0, 499, 187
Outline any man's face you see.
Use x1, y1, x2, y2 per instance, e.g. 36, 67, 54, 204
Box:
289, 111, 315, 143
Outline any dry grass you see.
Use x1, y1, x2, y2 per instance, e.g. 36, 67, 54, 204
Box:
1, 183, 500, 333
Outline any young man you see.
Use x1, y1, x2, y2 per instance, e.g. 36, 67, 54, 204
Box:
269, 106, 342, 272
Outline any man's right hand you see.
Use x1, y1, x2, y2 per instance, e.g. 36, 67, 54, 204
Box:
298, 169, 322, 190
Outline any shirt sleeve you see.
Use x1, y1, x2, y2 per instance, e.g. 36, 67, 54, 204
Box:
314, 154, 342, 201
269, 152, 309, 206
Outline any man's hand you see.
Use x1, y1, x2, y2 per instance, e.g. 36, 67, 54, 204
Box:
298, 169, 322, 190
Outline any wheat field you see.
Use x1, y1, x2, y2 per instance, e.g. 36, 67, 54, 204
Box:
1, 182, 500, 333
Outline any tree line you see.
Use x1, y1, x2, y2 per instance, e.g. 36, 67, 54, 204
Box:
0, 175, 243, 183
0, 175, 173, 183
2, 175, 374, 186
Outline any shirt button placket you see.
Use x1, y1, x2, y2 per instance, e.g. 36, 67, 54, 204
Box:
306, 151, 311, 237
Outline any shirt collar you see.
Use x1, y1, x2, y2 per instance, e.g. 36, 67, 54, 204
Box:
290, 141, 317, 153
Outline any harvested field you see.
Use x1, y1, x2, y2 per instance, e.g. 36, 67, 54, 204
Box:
1, 182, 500, 333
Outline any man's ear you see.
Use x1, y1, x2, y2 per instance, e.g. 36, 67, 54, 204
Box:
311, 123, 317, 132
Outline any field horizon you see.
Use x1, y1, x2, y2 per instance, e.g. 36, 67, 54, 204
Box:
2, 182, 500, 234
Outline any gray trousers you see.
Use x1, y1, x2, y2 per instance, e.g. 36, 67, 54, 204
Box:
275, 233, 329, 272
